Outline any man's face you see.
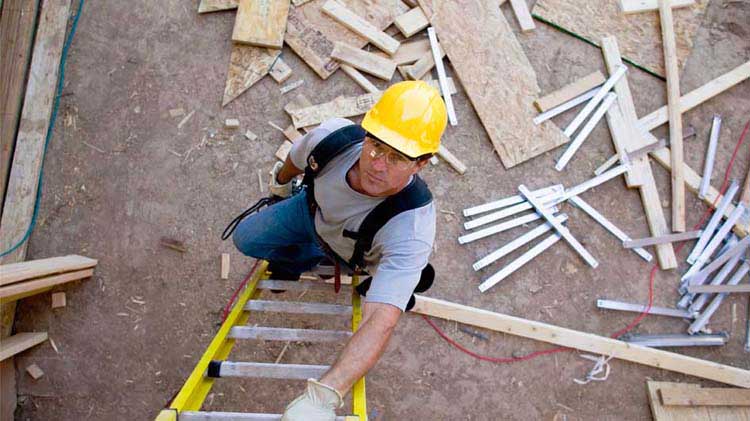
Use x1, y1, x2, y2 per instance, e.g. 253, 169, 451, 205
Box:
358, 136, 429, 197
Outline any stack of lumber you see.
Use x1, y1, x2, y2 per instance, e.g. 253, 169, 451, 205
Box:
648, 381, 750, 420
0, 255, 97, 304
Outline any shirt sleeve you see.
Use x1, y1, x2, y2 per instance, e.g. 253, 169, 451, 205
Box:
288, 118, 354, 170
364, 238, 433, 311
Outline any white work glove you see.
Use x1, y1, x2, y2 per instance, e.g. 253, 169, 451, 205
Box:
269, 161, 293, 198
281, 379, 343, 421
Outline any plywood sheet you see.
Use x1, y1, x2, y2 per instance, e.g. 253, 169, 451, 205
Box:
284, 0, 404, 79
223, 45, 281, 106
232, 0, 290, 48
420, 0, 568, 168
289, 92, 382, 128
532, 0, 710, 77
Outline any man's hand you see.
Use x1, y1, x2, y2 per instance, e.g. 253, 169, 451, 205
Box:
282, 379, 343, 421
269, 161, 293, 198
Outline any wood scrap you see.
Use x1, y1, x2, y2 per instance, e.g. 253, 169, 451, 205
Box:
340, 64, 380, 93
532, 0, 710, 77
197, 0, 238, 13
290, 92, 382, 128
437, 145, 467, 175
51, 292, 66, 309
284, 94, 314, 116
420, 0, 569, 168
0, 269, 94, 304
426, 78, 457, 95
224, 118, 240, 129
244, 130, 258, 141
282, 125, 303, 141
330, 42, 396, 81
276, 141, 294, 161
394, 7, 429, 38
0, 255, 97, 287
648, 382, 750, 420
280, 79, 305, 94
403, 44, 443, 80
0, 332, 47, 361
284, 0, 402, 79
221, 253, 230, 279
378, 38, 431, 65
508, 0, 536, 32
269, 58, 293, 83
534, 71, 606, 112
659, 386, 750, 406
160, 237, 187, 253
169, 108, 185, 118
25, 364, 44, 380
412, 295, 750, 388
231, 0, 290, 49
620, 0, 695, 14
0, 0, 40, 213
321, 0, 400, 55
222, 45, 280, 106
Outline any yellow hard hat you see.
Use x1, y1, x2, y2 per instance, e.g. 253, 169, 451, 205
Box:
361, 81, 447, 158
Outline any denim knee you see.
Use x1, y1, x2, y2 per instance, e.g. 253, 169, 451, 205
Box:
232, 216, 263, 257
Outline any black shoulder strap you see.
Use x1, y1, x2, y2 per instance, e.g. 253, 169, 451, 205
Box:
346, 175, 432, 270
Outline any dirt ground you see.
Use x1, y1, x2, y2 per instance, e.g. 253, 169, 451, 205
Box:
10, 0, 750, 420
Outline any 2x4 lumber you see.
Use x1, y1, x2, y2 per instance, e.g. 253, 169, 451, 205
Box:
330, 42, 396, 81
245, 300, 352, 316
0, 0, 40, 213
638, 61, 750, 133
231, 0, 290, 49
381, 39, 431, 65
0, 255, 97, 287
217, 361, 329, 380
321, 0, 400, 55
340, 64, 379, 94
508, 0, 536, 32
0, 269, 94, 304
437, 145, 466, 174
412, 295, 750, 388
659, 386, 750, 406
534, 71, 606, 112
229, 326, 352, 342
659, 0, 686, 232
688, 284, 750, 294
620, 0, 695, 13
394, 7, 429, 38
180, 412, 352, 421
0, 332, 47, 361
290, 92, 382, 129
623, 230, 701, 248
222, 46, 280, 106
268, 58, 292, 84
647, 382, 712, 420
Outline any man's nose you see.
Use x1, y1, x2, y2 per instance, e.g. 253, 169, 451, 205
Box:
371, 154, 389, 172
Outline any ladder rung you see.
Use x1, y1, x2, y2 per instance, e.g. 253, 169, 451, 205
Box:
180, 411, 352, 420
229, 326, 352, 342
257, 280, 351, 292
210, 361, 329, 380
245, 300, 352, 316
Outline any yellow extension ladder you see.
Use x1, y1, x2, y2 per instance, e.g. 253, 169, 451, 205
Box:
155, 261, 367, 421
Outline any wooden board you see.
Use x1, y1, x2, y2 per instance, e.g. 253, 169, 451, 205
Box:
340, 64, 380, 93
648, 382, 750, 420
532, 0, 710, 77
660, 387, 750, 406
0, 269, 94, 304
620, 0, 695, 14
377, 38, 431, 65
220, 253, 230, 279
289, 92, 382, 128
0, 255, 97, 287
331, 42, 396, 80
0, 0, 40, 215
534, 71, 605, 112
275, 141, 293, 162
321, 0, 400, 55
285, 0, 403, 79
420, 0, 569, 168
283, 93, 314, 116
197, 0, 238, 13
269, 57, 293, 83
0, 332, 47, 361
231, 0, 290, 49
412, 296, 750, 388
394, 7, 429, 38
402, 45, 444, 80
222, 45, 281, 106
509, 0, 536, 31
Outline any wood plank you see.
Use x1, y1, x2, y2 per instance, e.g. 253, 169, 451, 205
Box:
380, 38, 431, 65
0, 269, 94, 304
0, 255, 97, 287
0, 0, 40, 215
282, 125, 303, 141
420, 0, 568, 168
330, 42, 396, 80
687, 284, 750, 294
268, 57, 292, 84
0, 332, 47, 361
25, 363, 44, 380
509, 0, 536, 31
229, 326, 352, 342
620, 0, 695, 14
51, 292, 66, 309
220, 253, 230, 279
394, 7, 429, 38
231, 0, 290, 49
534, 71, 605, 112
638, 61, 750, 133
623, 230, 701, 248
412, 296, 750, 388
283, 94, 313, 116
275, 141, 293, 162
245, 300, 352, 316
0, 359, 14, 418
218, 361, 329, 380
659, 0, 686, 232
222, 46, 280, 106
647, 382, 711, 421
402, 45, 444, 80
660, 387, 750, 406
289, 92, 382, 129
340, 64, 379, 93
437, 145, 466, 174
532, 0, 710, 77
321, 0, 400, 55
197, 0, 238, 13
285, 0, 401, 80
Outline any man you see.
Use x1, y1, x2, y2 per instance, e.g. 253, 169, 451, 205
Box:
232, 81, 447, 419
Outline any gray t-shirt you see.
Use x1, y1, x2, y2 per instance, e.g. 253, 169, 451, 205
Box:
289, 118, 436, 311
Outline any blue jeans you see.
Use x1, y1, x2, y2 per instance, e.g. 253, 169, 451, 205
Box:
232, 191, 327, 274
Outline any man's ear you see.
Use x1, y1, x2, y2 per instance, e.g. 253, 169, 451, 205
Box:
414, 157, 431, 172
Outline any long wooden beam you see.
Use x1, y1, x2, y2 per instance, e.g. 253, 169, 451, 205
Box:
0, 332, 47, 361
412, 295, 750, 388
0, 255, 97, 287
